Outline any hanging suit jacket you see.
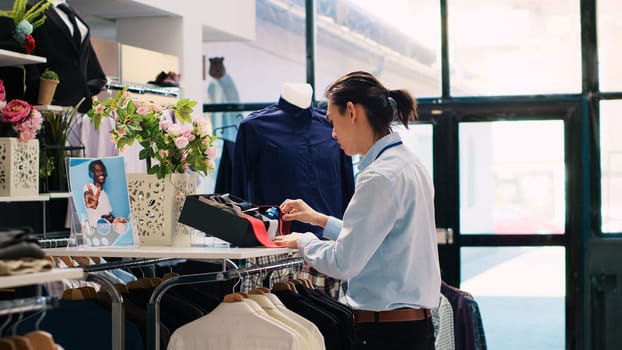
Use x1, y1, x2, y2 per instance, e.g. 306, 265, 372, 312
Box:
24, 2, 106, 113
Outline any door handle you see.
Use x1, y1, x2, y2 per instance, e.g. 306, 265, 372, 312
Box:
436, 228, 454, 245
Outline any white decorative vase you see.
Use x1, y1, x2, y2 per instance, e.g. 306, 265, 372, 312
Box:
127, 172, 197, 246
0, 138, 40, 196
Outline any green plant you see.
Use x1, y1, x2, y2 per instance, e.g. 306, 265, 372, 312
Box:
39, 155, 55, 178
40, 69, 59, 81
87, 87, 218, 179
0, 0, 51, 54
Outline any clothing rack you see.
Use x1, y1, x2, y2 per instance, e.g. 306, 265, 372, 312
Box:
104, 81, 179, 97
146, 256, 305, 350
38, 238, 76, 249
212, 123, 239, 136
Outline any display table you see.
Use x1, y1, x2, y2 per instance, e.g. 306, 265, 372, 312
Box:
43, 245, 292, 259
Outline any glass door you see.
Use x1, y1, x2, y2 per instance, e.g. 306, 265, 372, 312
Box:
416, 100, 582, 350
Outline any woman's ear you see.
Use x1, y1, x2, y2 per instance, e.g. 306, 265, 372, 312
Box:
346, 101, 357, 121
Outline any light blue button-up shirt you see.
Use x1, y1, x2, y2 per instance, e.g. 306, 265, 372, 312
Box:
297, 132, 441, 311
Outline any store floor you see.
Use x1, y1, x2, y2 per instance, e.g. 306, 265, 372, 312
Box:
462, 247, 565, 349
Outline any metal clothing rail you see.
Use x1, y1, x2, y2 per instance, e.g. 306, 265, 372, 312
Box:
38, 238, 76, 249
145, 257, 305, 350
87, 273, 125, 350
104, 82, 179, 97
81, 258, 177, 273
0, 296, 57, 317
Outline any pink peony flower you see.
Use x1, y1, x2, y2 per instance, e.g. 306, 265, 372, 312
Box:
0, 80, 5, 102
160, 120, 172, 131
206, 146, 218, 159
136, 106, 149, 116
1, 99, 32, 124
174, 136, 189, 149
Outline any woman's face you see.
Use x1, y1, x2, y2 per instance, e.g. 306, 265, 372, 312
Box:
92, 164, 107, 184
327, 101, 357, 156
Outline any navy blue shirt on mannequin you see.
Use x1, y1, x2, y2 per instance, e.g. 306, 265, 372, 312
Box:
231, 97, 355, 236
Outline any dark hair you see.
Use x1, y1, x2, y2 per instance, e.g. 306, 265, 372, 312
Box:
88, 160, 107, 179
324, 71, 418, 138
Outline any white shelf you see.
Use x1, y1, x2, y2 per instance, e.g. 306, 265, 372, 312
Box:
48, 192, 72, 199
0, 268, 84, 289
0, 49, 46, 67
0, 193, 73, 202
44, 246, 294, 260
0, 195, 50, 202
36, 105, 72, 112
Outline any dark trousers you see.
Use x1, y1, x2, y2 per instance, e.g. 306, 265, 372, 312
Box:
352, 317, 435, 350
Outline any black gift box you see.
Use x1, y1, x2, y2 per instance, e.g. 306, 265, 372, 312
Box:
178, 194, 263, 247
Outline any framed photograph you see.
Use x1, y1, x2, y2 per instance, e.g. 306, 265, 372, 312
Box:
67, 156, 136, 247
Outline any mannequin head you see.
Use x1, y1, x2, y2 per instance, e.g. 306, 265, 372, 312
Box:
208, 57, 226, 80
280, 83, 313, 109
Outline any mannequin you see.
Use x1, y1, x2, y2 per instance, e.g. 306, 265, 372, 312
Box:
231, 83, 355, 236
24, 0, 106, 113
280, 83, 313, 109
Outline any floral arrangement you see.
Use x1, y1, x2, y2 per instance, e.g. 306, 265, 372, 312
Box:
0, 0, 51, 54
87, 87, 218, 179
0, 99, 42, 142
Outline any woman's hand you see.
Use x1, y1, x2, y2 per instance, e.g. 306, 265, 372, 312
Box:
273, 233, 308, 249
279, 199, 328, 228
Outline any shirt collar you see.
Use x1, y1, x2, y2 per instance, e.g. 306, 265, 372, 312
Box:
277, 97, 312, 120
358, 132, 402, 172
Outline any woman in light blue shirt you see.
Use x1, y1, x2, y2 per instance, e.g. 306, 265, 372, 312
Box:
274, 71, 441, 350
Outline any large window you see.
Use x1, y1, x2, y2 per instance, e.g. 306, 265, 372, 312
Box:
315, 0, 441, 98
203, 0, 308, 103
597, 0, 622, 92
460, 120, 565, 234
600, 101, 622, 233
448, 0, 581, 96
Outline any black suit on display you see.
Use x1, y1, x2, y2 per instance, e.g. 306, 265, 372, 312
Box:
24, 2, 106, 113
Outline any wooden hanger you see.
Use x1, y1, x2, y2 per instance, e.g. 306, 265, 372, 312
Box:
272, 281, 298, 293
77, 286, 98, 299
222, 293, 244, 303
23, 331, 56, 350
72, 256, 91, 266
62, 287, 85, 300
57, 256, 75, 267
44, 256, 56, 266
149, 277, 163, 287
248, 289, 265, 295
3, 336, 32, 350
114, 283, 129, 294
0, 339, 17, 350
256, 287, 271, 294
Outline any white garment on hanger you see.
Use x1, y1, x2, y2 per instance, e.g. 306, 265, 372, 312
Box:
241, 298, 308, 349
248, 293, 321, 350
167, 301, 303, 350
263, 292, 326, 349
280, 83, 313, 109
